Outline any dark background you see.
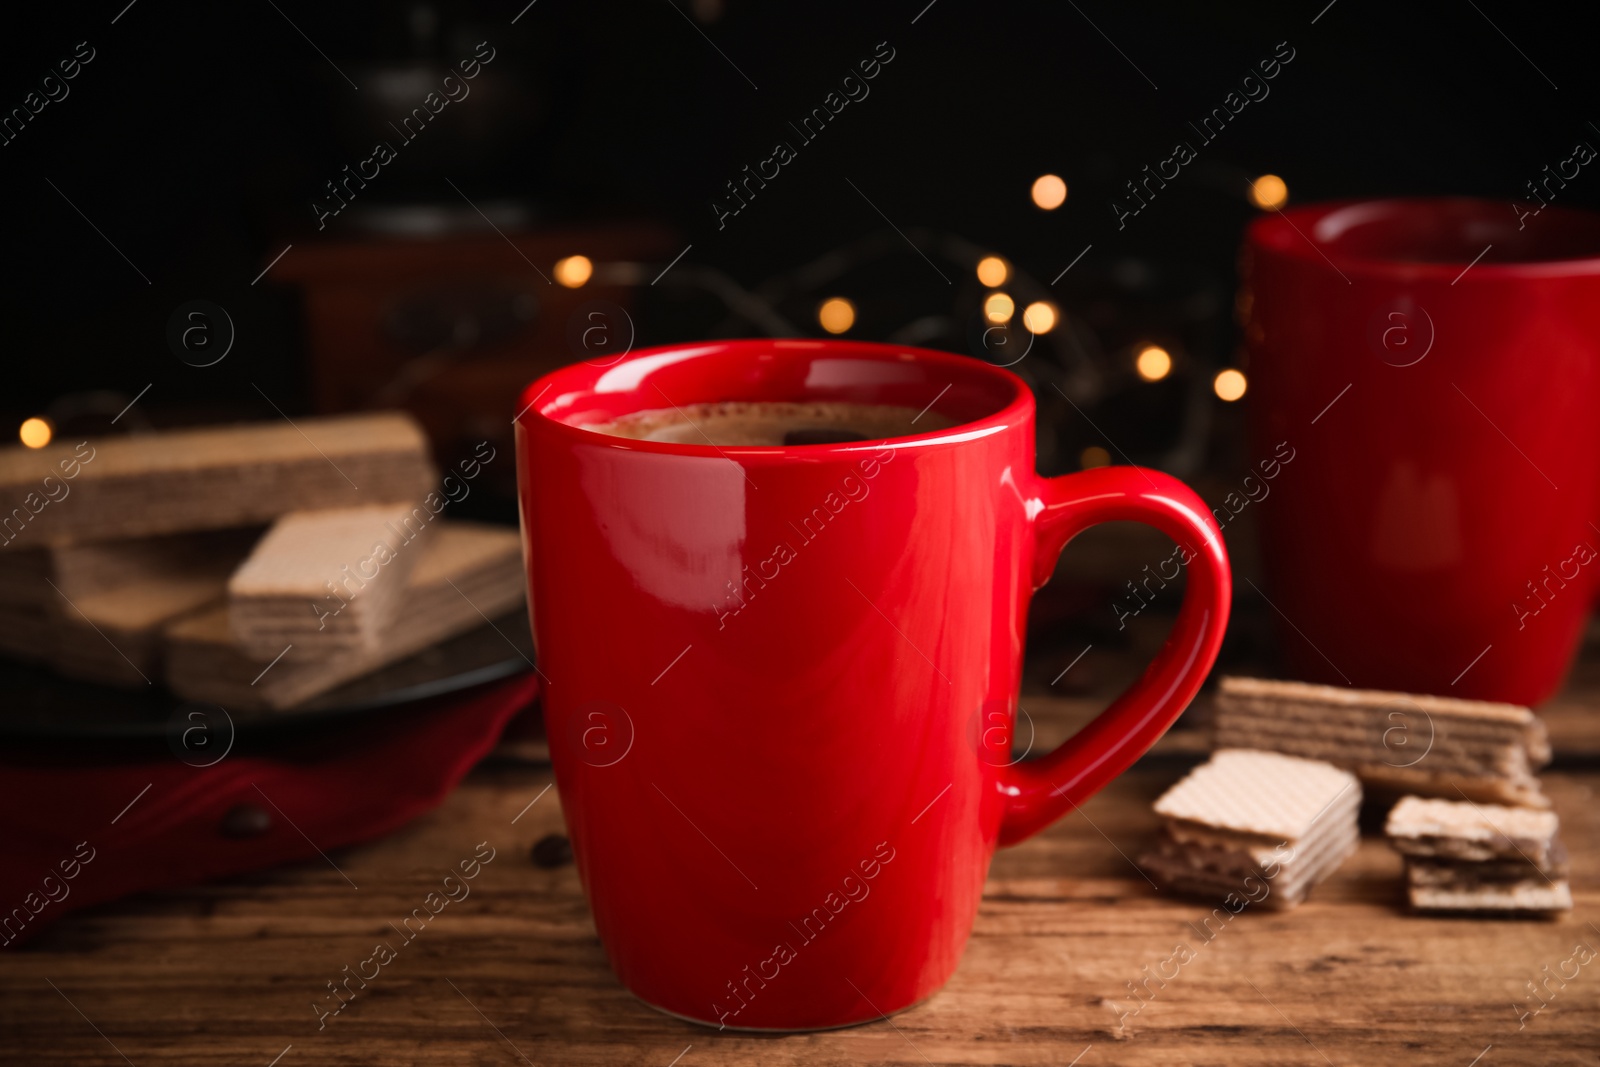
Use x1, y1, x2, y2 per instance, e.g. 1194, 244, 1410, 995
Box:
2, 0, 1595, 435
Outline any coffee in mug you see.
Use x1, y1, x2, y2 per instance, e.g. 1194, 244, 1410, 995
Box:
580, 400, 953, 446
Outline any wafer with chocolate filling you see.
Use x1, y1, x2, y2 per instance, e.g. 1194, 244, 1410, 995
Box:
1215, 676, 1549, 808
1385, 795, 1571, 915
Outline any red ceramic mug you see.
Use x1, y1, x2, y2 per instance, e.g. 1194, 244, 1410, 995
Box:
515, 340, 1230, 1029
1243, 198, 1600, 705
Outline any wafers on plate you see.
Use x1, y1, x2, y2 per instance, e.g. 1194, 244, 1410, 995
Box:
167, 521, 524, 711
1140, 749, 1361, 910
1215, 676, 1550, 807
1385, 795, 1571, 915
0, 412, 532, 716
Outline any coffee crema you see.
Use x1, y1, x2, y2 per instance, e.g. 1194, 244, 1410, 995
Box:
578, 400, 953, 447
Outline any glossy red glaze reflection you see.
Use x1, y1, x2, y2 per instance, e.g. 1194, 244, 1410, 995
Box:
1244, 199, 1600, 705
515, 340, 1230, 1030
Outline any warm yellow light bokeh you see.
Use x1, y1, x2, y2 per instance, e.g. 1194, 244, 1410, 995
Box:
1021, 301, 1058, 334
1214, 368, 1249, 401
554, 255, 594, 287
1031, 174, 1068, 210
1249, 174, 1288, 210
818, 297, 856, 334
983, 292, 1015, 324
1080, 445, 1111, 469
975, 256, 1009, 287
19, 417, 52, 449
1135, 345, 1172, 382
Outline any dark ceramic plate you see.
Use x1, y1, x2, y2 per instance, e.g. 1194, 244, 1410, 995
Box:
0, 611, 536, 742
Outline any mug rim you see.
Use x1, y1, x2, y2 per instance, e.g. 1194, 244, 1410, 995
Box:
1245, 196, 1600, 281
517, 339, 1034, 461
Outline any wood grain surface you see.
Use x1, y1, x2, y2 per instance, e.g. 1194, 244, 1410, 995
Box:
4, 560, 1599, 1065
2, 724, 1596, 1066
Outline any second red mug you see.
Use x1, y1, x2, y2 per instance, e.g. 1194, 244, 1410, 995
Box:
1243, 198, 1600, 705
515, 340, 1231, 1029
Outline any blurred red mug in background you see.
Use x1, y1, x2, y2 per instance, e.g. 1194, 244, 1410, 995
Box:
1243, 198, 1600, 706
516, 340, 1231, 1029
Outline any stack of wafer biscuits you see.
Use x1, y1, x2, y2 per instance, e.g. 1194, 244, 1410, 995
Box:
1215, 676, 1550, 807
167, 522, 524, 710
1140, 749, 1361, 910
1385, 796, 1571, 915
0, 413, 527, 709
228, 505, 424, 658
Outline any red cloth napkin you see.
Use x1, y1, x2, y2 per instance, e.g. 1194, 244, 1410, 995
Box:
0, 673, 540, 949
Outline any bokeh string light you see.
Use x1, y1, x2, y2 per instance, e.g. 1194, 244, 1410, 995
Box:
1135, 345, 1173, 382
817, 297, 856, 334
975, 256, 1009, 287
1248, 174, 1288, 211
554, 255, 594, 288
1213, 368, 1248, 401
1021, 301, 1057, 334
982, 292, 1015, 324
1031, 174, 1068, 210
19, 417, 53, 449
580, 224, 1239, 477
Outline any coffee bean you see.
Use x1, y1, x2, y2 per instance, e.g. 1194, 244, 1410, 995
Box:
531, 833, 573, 868
783, 427, 869, 446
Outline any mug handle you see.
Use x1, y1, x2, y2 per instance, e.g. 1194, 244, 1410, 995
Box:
998, 466, 1232, 846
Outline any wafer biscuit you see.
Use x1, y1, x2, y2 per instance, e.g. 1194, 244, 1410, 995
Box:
47, 530, 258, 687
0, 413, 433, 548
228, 505, 423, 658
1141, 823, 1358, 910
1406, 842, 1569, 886
50, 528, 261, 598
1215, 676, 1549, 807
0, 530, 258, 616
1163, 781, 1360, 859
167, 521, 524, 710
1384, 795, 1561, 867
1385, 795, 1570, 915
1141, 749, 1361, 910
52, 573, 231, 687
1407, 871, 1571, 914
1154, 749, 1360, 842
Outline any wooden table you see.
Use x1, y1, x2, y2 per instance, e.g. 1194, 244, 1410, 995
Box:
4, 611, 1598, 1065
